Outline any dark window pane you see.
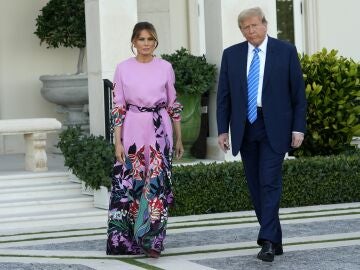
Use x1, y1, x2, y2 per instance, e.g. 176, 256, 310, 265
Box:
276, 0, 294, 44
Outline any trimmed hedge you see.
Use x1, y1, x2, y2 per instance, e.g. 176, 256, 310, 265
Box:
170, 152, 360, 216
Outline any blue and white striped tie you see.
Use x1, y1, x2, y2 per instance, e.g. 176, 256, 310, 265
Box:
247, 47, 260, 124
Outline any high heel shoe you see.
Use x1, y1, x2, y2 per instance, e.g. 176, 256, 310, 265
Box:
144, 249, 160, 258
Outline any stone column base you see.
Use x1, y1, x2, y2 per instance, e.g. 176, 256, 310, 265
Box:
24, 133, 48, 172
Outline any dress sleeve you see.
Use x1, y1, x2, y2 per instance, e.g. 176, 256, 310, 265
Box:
111, 64, 127, 128
166, 65, 183, 122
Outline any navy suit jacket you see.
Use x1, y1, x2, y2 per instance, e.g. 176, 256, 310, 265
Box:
217, 36, 307, 155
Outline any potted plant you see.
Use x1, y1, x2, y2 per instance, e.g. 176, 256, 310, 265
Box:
161, 48, 216, 158
35, 0, 89, 131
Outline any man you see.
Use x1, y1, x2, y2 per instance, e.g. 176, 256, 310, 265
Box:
217, 7, 306, 262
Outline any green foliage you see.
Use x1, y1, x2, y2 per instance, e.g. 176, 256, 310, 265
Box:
57, 126, 83, 176
282, 151, 360, 206
171, 151, 360, 216
297, 49, 360, 156
57, 127, 113, 190
171, 162, 251, 215
161, 47, 217, 95
58, 127, 360, 214
34, 0, 86, 49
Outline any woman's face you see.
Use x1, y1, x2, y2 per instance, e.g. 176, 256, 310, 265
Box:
133, 30, 156, 57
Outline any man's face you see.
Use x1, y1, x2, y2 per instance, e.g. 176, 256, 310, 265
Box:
240, 16, 267, 47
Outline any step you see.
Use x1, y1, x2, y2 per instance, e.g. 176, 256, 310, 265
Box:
0, 222, 107, 236
0, 195, 94, 216
0, 171, 70, 188
0, 208, 107, 223
0, 209, 108, 231
0, 215, 107, 235
0, 182, 81, 201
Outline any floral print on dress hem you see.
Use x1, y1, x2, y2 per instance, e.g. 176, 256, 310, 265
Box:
107, 106, 175, 255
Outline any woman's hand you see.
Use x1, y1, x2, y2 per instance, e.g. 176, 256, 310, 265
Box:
175, 139, 184, 160
115, 143, 126, 164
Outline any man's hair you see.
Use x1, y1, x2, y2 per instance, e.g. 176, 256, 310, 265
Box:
238, 7, 268, 28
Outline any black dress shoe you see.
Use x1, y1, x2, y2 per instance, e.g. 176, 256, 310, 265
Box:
274, 243, 283, 255
257, 241, 275, 262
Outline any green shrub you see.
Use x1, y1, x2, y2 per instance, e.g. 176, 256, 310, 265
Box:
57, 126, 83, 177
171, 151, 360, 216
297, 49, 360, 156
282, 152, 360, 206
58, 132, 360, 215
57, 127, 113, 190
161, 47, 217, 95
34, 0, 86, 74
34, 0, 85, 49
171, 162, 251, 215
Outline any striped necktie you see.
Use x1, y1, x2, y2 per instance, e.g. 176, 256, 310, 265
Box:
247, 47, 260, 124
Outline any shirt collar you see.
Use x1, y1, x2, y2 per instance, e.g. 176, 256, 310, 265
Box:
248, 35, 268, 53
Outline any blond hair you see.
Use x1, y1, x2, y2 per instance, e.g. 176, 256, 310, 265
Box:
238, 7, 268, 29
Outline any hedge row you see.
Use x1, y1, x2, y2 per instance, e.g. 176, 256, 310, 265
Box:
170, 152, 360, 216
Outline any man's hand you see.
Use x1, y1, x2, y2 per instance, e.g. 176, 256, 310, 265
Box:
291, 132, 304, 148
218, 133, 230, 153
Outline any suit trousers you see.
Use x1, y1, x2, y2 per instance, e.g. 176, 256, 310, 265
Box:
240, 109, 285, 245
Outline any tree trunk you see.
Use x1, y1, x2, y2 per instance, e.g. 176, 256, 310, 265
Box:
76, 47, 85, 74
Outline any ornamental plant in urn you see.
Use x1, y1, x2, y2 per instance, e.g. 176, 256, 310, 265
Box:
35, 0, 89, 131
161, 48, 216, 158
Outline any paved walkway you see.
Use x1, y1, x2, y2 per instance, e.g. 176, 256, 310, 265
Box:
1, 202, 360, 269
1, 154, 359, 269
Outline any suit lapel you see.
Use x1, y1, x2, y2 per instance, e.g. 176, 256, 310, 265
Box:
263, 36, 275, 92
239, 43, 248, 98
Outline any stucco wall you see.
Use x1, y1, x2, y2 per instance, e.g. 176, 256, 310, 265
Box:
137, 0, 189, 55
0, 0, 81, 153
221, 0, 277, 49
316, 0, 360, 61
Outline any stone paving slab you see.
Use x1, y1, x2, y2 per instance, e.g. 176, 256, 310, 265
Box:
1, 203, 360, 269
0, 257, 144, 270
10, 218, 360, 252
138, 240, 360, 270
193, 245, 360, 270
0, 263, 95, 270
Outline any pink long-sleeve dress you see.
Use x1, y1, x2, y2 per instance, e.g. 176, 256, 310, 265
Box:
106, 57, 182, 255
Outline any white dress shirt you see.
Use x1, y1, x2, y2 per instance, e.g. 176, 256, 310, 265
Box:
246, 35, 268, 108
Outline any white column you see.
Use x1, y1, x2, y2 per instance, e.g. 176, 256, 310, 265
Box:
293, 0, 305, 53
187, 0, 206, 56
169, 0, 189, 52
204, 0, 277, 161
85, 0, 137, 136
303, 0, 319, 55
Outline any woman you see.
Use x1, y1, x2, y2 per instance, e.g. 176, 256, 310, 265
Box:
106, 22, 183, 258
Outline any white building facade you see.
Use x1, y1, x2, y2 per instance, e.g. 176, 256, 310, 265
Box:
0, 0, 359, 158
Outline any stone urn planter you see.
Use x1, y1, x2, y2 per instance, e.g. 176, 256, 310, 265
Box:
94, 186, 110, 209
177, 93, 201, 158
161, 48, 217, 159
40, 74, 89, 132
